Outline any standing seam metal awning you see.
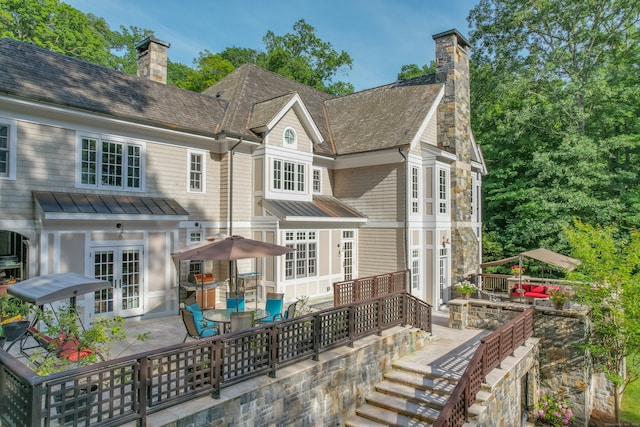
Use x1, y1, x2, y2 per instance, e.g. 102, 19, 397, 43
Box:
33, 191, 189, 220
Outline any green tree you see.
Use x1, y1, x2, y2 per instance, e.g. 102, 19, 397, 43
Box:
219, 46, 263, 68
259, 19, 354, 95
182, 50, 235, 92
397, 61, 435, 81
565, 220, 640, 425
469, 0, 640, 255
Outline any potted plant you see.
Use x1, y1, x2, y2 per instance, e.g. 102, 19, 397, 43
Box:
455, 280, 477, 300
30, 304, 149, 375
511, 265, 525, 277
0, 294, 33, 341
549, 288, 569, 310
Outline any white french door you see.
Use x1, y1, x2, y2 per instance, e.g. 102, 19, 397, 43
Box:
341, 231, 355, 281
439, 247, 451, 305
90, 246, 144, 317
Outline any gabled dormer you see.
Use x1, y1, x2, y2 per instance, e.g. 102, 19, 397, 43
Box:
251, 93, 323, 202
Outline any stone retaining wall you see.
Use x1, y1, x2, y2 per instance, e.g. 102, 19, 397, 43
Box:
451, 298, 598, 426
135, 326, 428, 427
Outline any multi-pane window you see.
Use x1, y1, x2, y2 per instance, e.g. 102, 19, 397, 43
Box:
438, 169, 448, 214
189, 152, 204, 192
284, 128, 296, 146
273, 159, 305, 193
411, 166, 419, 214
0, 125, 9, 177
189, 231, 203, 275
80, 136, 143, 190
412, 249, 420, 289
312, 168, 321, 193
284, 231, 317, 280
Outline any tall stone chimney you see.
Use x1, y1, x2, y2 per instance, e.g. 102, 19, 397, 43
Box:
135, 36, 170, 84
432, 29, 478, 280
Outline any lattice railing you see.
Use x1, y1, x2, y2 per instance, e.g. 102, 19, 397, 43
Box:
333, 270, 408, 306
433, 306, 535, 427
0, 291, 432, 427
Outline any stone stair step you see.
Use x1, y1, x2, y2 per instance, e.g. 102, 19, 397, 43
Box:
384, 369, 456, 395
392, 359, 461, 383
343, 413, 389, 427
355, 402, 434, 427
366, 391, 440, 423
375, 380, 449, 409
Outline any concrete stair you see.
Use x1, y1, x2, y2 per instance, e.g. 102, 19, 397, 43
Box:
344, 356, 462, 426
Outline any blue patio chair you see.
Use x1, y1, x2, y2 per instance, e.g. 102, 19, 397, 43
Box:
181, 307, 218, 341
226, 291, 245, 311
258, 293, 284, 323
184, 302, 217, 334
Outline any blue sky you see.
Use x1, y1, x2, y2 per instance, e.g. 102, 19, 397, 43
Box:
64, 0, 478, 91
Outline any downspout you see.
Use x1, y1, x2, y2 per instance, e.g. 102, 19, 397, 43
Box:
228, 139, 243, 236
228, 138, 242, 289
398, 147, 410, 295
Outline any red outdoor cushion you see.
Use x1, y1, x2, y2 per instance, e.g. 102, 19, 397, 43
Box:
531, 285, 546, 294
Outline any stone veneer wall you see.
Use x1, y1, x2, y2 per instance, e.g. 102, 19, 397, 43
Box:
136, 326, 428, 427
454, 299, 597, 426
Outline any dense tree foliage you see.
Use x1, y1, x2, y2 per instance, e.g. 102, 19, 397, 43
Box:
566, 220, 640, 424
468, 0, 640, 257
397, 61, 435, 81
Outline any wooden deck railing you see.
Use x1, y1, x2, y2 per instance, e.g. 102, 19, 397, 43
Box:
333, 270, 408, 306
0, 291, 431, 427
433, 306, 535, 427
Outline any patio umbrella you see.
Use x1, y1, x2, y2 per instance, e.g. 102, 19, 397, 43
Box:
172, 235, 294, 307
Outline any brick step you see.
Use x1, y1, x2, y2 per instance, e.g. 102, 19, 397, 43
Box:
353, 402, 434, 427
383, 369, 456, 395
366, 390, 441, 423
375, 380, 449, 410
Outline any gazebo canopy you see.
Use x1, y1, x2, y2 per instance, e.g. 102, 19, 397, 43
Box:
480, 248, 581, 272
7, 272, 111, 306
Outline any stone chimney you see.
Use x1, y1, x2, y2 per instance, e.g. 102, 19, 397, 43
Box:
135, 36, 170, 84
432, 29, 478, 280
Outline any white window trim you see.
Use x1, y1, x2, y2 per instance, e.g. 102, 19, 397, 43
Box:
437, 167, 449, 216
411, 166, 420, 214
0, 118, 17, 181
312, 167, 322, 194
283, 126, 297, 149
271, 158, 307, 195
75, 132, 146, 192
187, 149, 206, 193
284, 230, 317, 280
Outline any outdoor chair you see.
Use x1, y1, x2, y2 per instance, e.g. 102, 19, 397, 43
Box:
258, 293, 284, 323
230, 311, 254, 332
184, 302, 217, 329
181, 307, 218, 342
282, 301, 297, 320
226, 291, 245, 311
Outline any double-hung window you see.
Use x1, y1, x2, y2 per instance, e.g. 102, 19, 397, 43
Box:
188, 150, 205, 193
273, 159, 305, 193
284, 231, 317, 280
312, 168, 321, 194
79, 135, 144, 190
0, 120, 16, 180
0, 125, 9, 178
438, 169, 448, 214
411, 166, 419, 214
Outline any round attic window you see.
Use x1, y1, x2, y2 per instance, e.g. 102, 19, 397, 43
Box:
283, 128, 296, 145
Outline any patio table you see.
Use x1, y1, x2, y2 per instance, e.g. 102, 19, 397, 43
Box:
203, 308, 269, 333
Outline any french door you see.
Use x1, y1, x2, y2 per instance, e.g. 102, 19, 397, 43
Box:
341, 231, 355, 281
90, 246, 144, 317
439, 247, 451, 305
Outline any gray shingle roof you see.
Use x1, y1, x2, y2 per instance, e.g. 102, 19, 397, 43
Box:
325, 82, 443, 155
0, 38, 227, 138
204, 64, 336, 154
